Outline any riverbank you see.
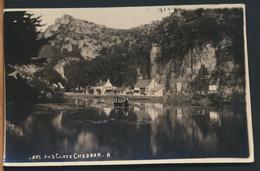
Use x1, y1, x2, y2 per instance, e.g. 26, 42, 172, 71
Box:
63, 92, 196, 104
64, 92, 166, 102
63, 92, 243, 106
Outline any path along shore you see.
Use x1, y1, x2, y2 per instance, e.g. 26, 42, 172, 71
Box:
63, 92, 191, 103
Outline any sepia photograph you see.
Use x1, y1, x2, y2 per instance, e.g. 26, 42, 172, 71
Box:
3, 4, 253, 166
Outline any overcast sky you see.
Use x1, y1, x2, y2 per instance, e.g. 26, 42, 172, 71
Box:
4, 4, 244, 30
26, 6, 174, 30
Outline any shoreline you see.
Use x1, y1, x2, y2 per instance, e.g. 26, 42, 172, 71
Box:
63, 92, 244, 106
64, 92, 165, 101
63, 92, 194, 104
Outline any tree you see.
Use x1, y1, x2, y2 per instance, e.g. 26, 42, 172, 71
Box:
34, 66, 66, 85
64, 60, 82, 89
4, 12, 51, 102
4, 11, 47, 66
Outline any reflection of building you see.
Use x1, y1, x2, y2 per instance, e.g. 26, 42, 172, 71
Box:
144, 103, 163, 121
208, 85, 218, 94
93, 79, 116, 95
177, 107, 183, 119
103, 106, 113, 116
209, 111, 221, 126
134, 79, 164, 96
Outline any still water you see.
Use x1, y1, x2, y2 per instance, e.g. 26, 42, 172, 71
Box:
5, 97, 249, 162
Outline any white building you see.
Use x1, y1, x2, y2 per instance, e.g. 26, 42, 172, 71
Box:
94, 79, 116, 95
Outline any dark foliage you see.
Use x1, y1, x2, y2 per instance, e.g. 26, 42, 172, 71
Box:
4, 12, 56, 102
34, 66, 66, 85
63, 35, 151, 88
6, 75, 39, 103
62, 8, 244, 90
153, 8, 244, 77
4, 11, 48, 66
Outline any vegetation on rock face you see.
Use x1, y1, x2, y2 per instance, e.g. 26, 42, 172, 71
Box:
5, 8, 246, 102
59, 28, 152, 89
153, 8, 244, 77
59, 8, 245, 97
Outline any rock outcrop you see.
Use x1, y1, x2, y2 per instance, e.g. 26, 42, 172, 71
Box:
36, 10, 244, 97
42, 14, 127, 60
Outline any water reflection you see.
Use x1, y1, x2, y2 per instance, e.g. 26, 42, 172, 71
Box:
5, 97, 249, 162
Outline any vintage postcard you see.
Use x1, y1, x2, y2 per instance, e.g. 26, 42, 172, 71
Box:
3, 4, 254, 166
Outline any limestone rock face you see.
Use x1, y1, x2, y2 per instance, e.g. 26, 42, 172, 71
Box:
80, 47, 99, 60
36, 13, 241, 95
150, 43, 162, 81
149, 43, 218, 92
53, 62, 67, 80
42, 14, 126, 60
53, 58, 80, 81
56, 14, 72, 25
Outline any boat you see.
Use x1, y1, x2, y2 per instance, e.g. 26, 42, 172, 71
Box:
113, 101, 129, 108
113, 96, 130, 109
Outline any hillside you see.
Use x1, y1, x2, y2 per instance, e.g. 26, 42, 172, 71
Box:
41, 14, 132, 60
36, 8, 245, 98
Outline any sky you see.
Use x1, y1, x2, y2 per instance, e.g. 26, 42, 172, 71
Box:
27, 6, 175, 30
4, 4, 244, 30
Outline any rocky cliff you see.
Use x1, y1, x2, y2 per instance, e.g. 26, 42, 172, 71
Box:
149, 43, 218, 93
37, 9, 245, 97
42, 14, 129, 60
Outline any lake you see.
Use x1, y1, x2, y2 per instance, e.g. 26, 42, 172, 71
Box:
5, 97, 249, 163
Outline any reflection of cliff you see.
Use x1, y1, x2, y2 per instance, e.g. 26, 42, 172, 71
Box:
54, 116, 154, 159
52, 112, 63, 130
149, 106, 220, 156
11, 99, 247, 160
64, 98, 224, 157
74, 131, 97, 152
